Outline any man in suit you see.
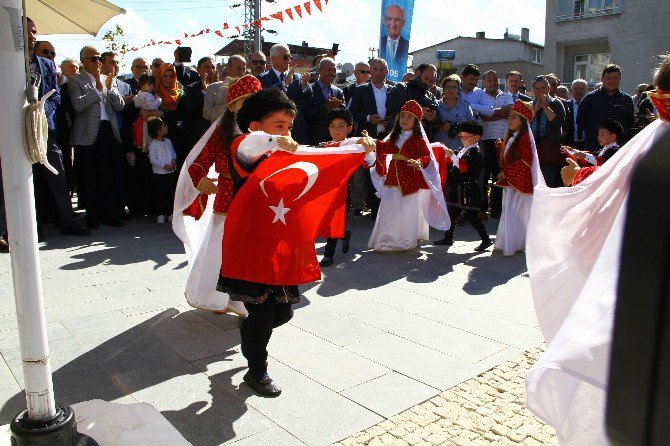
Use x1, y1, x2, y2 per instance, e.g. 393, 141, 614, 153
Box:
378, 4, 410, 71
26, 18, 90, 238
56, 58, 79, 195
563, 79, 588, 149
249, 51, 267, 77
122, 57, 153, 217
530, 76, 566, 187
184, 57, 218, 152
505, 71, 531, 102
69, 45, 125, 228
301, 58, 345, 145
259, 43, 310, 144
343, 61, 371, 107
348, 58, 390, 217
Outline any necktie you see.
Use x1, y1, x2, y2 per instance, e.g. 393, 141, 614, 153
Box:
280, 72, 285, 83
391, 40, 397, 58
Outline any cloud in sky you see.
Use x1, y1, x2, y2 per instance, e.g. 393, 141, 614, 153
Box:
41, 0, 545, 72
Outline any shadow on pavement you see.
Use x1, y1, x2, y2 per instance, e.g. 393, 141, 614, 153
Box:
0, 308, 248, 446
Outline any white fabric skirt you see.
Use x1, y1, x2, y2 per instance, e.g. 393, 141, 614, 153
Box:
368, 187, 430, 251
494, 187, 532, 256
184, 213, 246, 315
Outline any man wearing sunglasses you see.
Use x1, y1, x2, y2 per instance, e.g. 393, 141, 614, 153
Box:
249, 51, 267, 77
24, 18, 91, 239
259, 43, 309, 144
68, 44, 126, 229
343, 61, 371, 106
34, 41, 56, 61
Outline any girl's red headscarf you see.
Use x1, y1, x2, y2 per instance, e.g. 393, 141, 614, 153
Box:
156, 63, 182, 111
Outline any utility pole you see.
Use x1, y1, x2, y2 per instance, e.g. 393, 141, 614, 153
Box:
243, 0, 262, 55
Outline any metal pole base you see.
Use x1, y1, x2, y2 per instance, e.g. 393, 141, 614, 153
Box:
9, 403, 99, 446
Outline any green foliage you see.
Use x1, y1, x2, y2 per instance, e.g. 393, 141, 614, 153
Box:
102, 24, 129, 59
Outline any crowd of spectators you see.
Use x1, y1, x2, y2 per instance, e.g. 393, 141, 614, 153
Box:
0, 17, 660, 253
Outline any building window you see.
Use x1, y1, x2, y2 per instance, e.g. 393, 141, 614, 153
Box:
531, 48, 543, 64
574, 53, 611, 84
557, 0, 623, 21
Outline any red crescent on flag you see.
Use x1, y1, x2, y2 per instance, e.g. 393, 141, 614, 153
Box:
259, 162, 319, 201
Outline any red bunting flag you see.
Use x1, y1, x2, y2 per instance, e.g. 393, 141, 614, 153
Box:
253, 20, 262, 28
325, 0, 328, 4
175, 39, 181, 45
271, 11, 284, 22
313, 0, 322, 11
235, 26, 241, 33
294, 4, 302, 18
184, 32, 189, 38
223, 23, 229, 29
285, 8, 294, 20
215, 30, 223, 37
304, 1, 311, 14
221, 147, 365, 285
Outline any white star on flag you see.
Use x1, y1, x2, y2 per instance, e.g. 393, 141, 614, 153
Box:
269, 198, 291, 224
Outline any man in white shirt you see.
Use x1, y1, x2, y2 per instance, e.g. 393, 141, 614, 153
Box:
506, 70, 531, 102
459, 64, 494, 121
480, 70, 513, 219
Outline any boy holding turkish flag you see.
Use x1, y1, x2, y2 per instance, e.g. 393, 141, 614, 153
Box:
219, 89, 375, 396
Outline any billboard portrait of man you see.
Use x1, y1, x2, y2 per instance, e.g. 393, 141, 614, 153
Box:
378, 1, 414, 82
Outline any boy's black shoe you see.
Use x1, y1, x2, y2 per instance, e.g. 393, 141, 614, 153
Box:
319, 256, 334, 267
474, 239, 493, 252
243, 372, 282, 397
433, 238, 453, 246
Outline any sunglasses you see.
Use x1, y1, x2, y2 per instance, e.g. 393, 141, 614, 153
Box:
356, 70, 370, 74
282, 54, 292, 60
134, 64, 149, 69
152, 63, 162, 68
88, 55, 102, 63
41, 49, 55, 57
251, 60, 267, 65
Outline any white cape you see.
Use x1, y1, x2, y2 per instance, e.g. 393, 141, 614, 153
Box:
525, 119, 669, 445
172, 117, 247, 315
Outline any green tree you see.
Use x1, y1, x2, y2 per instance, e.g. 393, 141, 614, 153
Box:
102, 24, 129, 59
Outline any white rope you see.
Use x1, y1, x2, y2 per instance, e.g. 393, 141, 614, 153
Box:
23, 86, 58, 175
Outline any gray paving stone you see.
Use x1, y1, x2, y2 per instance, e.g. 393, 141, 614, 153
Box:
346, 333, 484, 391
340, 371, 439, 418
288, 306, 385, 347
270, 324, 390, 392
114, 360, 274, 446
222, 356, 384, 446
228, 426, 306, 446
126, 308, 237, 362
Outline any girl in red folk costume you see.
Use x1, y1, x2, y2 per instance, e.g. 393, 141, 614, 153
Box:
369, 100, 450, 251
172, 75, 262, 315
494, 100, 540, 256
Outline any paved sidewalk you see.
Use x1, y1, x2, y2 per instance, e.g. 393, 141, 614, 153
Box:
1, 215, 547, 445
334, 348, 557, 446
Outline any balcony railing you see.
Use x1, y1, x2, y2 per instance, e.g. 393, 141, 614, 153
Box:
556, 0, 623, 21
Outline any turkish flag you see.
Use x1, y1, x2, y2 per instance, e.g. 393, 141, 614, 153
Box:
222, 149, 365, 285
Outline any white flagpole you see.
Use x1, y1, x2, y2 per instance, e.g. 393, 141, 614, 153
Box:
0, 0, 57, 421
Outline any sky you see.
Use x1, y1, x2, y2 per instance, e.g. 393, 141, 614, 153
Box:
40, 0, 547, 73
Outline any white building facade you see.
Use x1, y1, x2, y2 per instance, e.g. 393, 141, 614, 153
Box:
544, 0, 670, 93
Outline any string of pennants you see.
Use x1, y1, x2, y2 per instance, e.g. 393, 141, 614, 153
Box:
128, 0, 329, 52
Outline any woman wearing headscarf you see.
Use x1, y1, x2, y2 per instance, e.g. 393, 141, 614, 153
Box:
153, 63, 186, 164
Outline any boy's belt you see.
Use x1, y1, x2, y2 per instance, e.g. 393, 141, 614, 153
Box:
391, 154, 410, 161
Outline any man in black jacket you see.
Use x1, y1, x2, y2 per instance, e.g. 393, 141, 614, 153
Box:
183, 57, 217, 152
577, 64, 634, 150
506, 71, 531, 102
343, 61, 370, 106
301, 57, 345, 145
385, 63, 439, 139
563, 79, 588, 149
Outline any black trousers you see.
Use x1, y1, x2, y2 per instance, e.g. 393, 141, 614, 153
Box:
74, 122, 120, 223
480, 139, 502, 214
151, 172, 177, 216
240, 298, 294, 377
33, 137, 77, 227
364, 168, 380, 217
126, 149, 153, 216
540, 163, 561, 188
445, 206, 488, 242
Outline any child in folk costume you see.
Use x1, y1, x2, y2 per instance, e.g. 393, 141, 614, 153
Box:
220, 89, 376, 396
172, 75, 262, 315
441, 121, 492, 251
494, 100, 540, 256
319, 108, 376, 267
369, 100, 450, 251
560, 119, 624, 186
